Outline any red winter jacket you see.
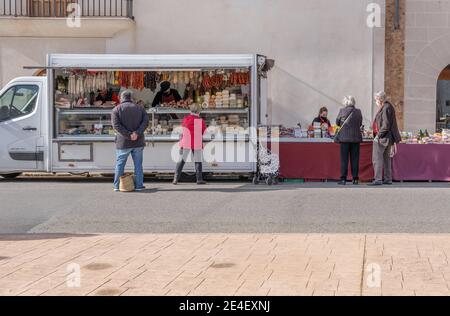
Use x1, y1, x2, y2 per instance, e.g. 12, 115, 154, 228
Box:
179, 114, 206, 150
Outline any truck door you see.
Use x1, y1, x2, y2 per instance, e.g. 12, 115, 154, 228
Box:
0, 83, 42, 172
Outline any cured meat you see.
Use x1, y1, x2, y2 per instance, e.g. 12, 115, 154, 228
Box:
202, 73, 212, 90
144, 72, 158, 92
117, 71, 145, 90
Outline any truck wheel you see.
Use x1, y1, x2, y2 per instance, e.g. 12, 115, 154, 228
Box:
266, 177, 273, 186
1, 173, 22, 179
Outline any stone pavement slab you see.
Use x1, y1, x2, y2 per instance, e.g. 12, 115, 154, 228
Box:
1, 234, 450, 296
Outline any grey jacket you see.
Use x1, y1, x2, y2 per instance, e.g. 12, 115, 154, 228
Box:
111, 101, 149, 150
335, 105, 363, 143
374, 101, 401, 146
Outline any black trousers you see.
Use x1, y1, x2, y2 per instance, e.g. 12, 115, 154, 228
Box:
174, 149, 203, 182
340, 143, 360, 181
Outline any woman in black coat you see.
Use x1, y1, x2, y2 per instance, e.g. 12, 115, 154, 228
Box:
335, 96, 363, 185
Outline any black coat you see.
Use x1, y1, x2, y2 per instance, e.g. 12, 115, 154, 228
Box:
374, 101, 402, 146
112, 101, 149, 150
151, 89, 182, 107
335, 105, 363, 143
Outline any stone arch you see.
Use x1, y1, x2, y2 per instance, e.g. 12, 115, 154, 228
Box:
405, 33, 450, 133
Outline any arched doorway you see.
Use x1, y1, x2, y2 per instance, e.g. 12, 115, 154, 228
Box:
436, 66, 450, 132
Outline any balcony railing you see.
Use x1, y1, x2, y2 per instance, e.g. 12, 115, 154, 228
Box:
1, 0, 133, 19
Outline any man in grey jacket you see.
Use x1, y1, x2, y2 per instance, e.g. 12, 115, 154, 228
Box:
112, 90, 149, 191
369, 91, 402, 186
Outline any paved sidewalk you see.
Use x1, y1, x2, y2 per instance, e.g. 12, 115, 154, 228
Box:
1, 234, 450, 296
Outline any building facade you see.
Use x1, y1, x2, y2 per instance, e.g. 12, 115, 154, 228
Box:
403, 0, 450, 133
7, 0, 444, 133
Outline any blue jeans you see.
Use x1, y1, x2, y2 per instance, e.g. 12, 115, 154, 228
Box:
114, 147, 144, 190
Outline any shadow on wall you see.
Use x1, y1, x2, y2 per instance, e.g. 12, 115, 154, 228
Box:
268, 66, 343, 128
0, 38, 106, 85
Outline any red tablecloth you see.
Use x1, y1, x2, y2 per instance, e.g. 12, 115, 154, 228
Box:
393, 144, 450, 181
276, 142, 374, 181
274, 141, 450, 182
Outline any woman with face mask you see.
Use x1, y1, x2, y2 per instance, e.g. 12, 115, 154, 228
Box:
312, 107, 332, 130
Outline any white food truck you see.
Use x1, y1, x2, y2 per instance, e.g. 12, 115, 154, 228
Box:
0, 54, 272, 178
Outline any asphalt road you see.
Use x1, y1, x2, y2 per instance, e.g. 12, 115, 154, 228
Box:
0, 177, 449, 234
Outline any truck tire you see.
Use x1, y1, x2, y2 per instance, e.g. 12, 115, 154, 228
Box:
1, 173, 22, 179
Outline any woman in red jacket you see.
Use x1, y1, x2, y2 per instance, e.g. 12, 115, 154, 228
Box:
173, 103, 207, 185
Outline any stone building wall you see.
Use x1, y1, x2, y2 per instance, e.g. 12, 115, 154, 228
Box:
385, 0, 406, 130
404, 0, 450, 133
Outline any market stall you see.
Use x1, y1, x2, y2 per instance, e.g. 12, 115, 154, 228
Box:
48, 54, 271, 174
264, 127, 450, 182
392, 144, 450, 182
393, 130, 450, 182
264, 138, 374, 181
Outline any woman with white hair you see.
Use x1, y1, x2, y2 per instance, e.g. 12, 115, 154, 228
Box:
335, 96, 363, 185
368, 91, 401, 186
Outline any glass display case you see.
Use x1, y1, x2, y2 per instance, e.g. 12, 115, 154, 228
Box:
150, 107, 250, 142
56, 109, 114, 138
54, 67, 252, 142
56, 107, 250, 141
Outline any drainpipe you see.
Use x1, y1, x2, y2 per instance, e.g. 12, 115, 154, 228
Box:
371, 12, 375, 124
394, 0, 400, 30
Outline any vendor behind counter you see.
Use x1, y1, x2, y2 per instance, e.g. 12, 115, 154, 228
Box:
312, 106, 332, 128
151, 81, 182, 107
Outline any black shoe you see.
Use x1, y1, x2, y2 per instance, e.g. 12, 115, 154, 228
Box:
197, 180, 207, 185
367, 181, 383, 186
383, 181, 393, 185
338, 180, 346, 185
353, 180, 359, 185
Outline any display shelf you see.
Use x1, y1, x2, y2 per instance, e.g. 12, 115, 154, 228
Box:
56, 108, 113, 115
54, 134, 250, 143
258, 137, 374, 143
150, 107, 249, 115
148, 134, 249, 142
55, 135, 115, 142
56, 107, 249, 115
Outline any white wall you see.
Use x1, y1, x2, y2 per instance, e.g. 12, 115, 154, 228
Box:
1, 0, 385, 128
0, 38, 106, 86
106, 0, 385, 128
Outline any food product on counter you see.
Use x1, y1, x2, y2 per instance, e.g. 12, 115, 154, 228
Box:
227, 115, 240, 125
230, 71, 250, 86
183, 83, 196, 101
117, 71, 145, 90
222, 90, 230, 108
107, 71, 116, 85
84, 72, 107, 93
56, 76, 68, 93
400, 128, 450, 144
144, 72, 160, 92
202, 74, 212, 90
